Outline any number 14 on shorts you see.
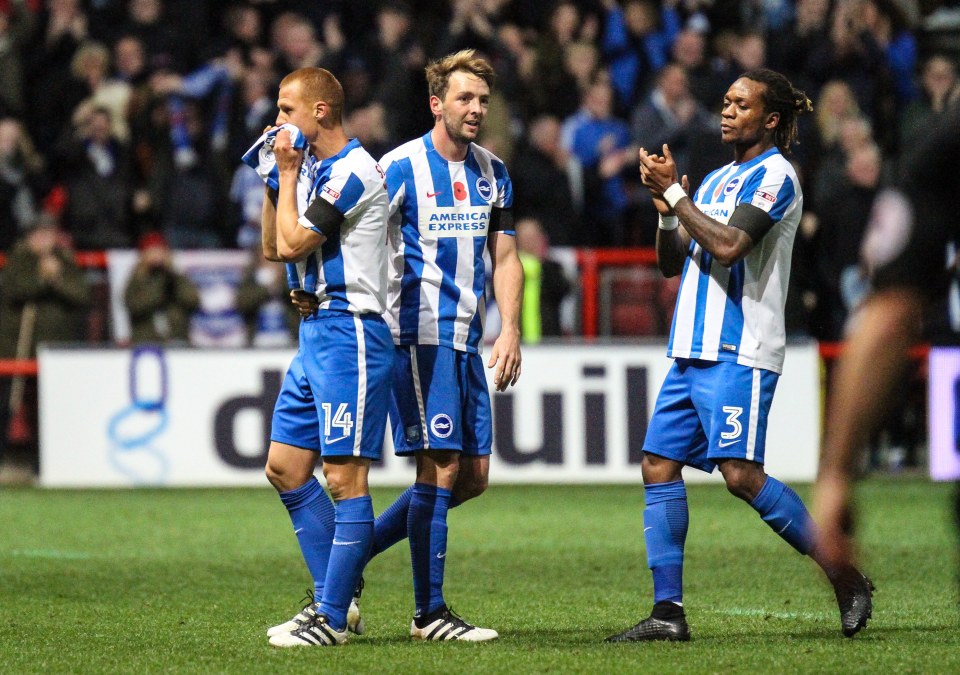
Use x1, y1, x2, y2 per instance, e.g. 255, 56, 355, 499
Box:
322, 402, 354, 444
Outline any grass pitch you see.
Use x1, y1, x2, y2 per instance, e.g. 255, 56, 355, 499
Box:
1, 478, 958, 673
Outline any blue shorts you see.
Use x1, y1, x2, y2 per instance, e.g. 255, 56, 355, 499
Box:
390, 344, 492, 456
644, 359, 779, 473
271, 310, 394, 460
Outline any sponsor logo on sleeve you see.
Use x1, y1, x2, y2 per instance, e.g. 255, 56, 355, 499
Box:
755, 190, 777, 203
322, 184, 341, 200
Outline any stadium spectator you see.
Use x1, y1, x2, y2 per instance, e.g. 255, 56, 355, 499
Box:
600, 0, 681, 113
229, 162, 267, 249
234, 244, 298, 347
0, 214, 91, 480
108, 0, 192, 73
813, 101, 960, 592
54, 105, 136, 250
630, 63, 712, 190
805, 0, 894, 149
899, 54, 959, 148
0, 2, 32, 117
766, 0, 830, 91
670, 28, 726, 110
510, 114, 581, 246
563, 39, 602, 96
123, 231, 199, 344
363, 0, 427, 146
563, 74, 634, 246
24, 0, 90, 153
369, 49, 522, 642
859, 0, 917, 105
528, 1, 589, 119
804, 142, 883, 341
0, 117, 44, 249
344, 102, 391, 162
629, 63, 714, 245
515, 217, 570, 342
69, 40, 132, 142
254, 66, 393, 648
608, 68, 873, 642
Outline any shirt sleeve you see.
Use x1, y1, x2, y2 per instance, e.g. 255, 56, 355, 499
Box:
314, 161, 367, 218
492, 159, 513, 209
383, 158, 407, 216
737, 163, 796, 223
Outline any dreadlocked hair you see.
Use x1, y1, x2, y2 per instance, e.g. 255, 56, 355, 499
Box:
741, 68, 813, 154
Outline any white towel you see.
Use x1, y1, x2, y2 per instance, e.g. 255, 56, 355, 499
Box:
240, 123, 310, 191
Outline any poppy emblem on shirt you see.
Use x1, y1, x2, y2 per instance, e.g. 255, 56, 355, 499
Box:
723, 177, 741, 195
454, 181, 467, 201
476, 177, 493, 202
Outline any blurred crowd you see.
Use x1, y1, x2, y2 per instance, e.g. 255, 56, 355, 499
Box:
1, 0, 957, 479
0, 0, 957, 340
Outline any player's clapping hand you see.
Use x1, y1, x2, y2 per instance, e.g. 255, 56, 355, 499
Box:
638, 144, 680, 193
639, 146, 688, 214
488, 330, 521, 392
290, 289, 319, 318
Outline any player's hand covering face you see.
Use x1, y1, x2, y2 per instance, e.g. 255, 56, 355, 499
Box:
436, 70, 490, 145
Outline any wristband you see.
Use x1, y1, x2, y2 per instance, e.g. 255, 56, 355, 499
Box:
662, 183, 686, 209
658, 214, 679, 231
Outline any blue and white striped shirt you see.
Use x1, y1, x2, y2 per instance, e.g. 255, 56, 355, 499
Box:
668, 147, 801, 374
380, 132, 514, 353
242, 130, 389, 315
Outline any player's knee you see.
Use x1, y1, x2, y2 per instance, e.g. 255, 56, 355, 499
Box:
719, 461, 764, 501
641, 452, 682, 484
264, 457, 309, 493
454, 472, 488, 502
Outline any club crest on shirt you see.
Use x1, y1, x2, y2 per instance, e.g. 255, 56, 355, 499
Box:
723, 177, 741, 195
476, 177, 493, 202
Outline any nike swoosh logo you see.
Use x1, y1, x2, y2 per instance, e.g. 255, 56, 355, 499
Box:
294, 528, 304, 534
333, 540, 362, 546
426, 191, 441, 198
436, 552, 446, 559
325, 435, 349, 445
718, 438, 742, 448
643, 527, 652, 532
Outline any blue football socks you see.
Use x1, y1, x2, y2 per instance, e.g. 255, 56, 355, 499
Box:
278, 477, 335, 600
318, 495, 374, 631
750, 476, 814, 555
408, 482, 452, 618
643, 480, 689, 605
370, 487, 462, 561
370, 486, 413, 559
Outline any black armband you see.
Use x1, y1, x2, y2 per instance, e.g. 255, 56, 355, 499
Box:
728, 203, 775, 243
490, 207, 514, 233
302, 197, 345, 238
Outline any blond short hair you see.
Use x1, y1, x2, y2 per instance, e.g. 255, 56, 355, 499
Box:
280, 67, 344, 124
425, 49, 495, 101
